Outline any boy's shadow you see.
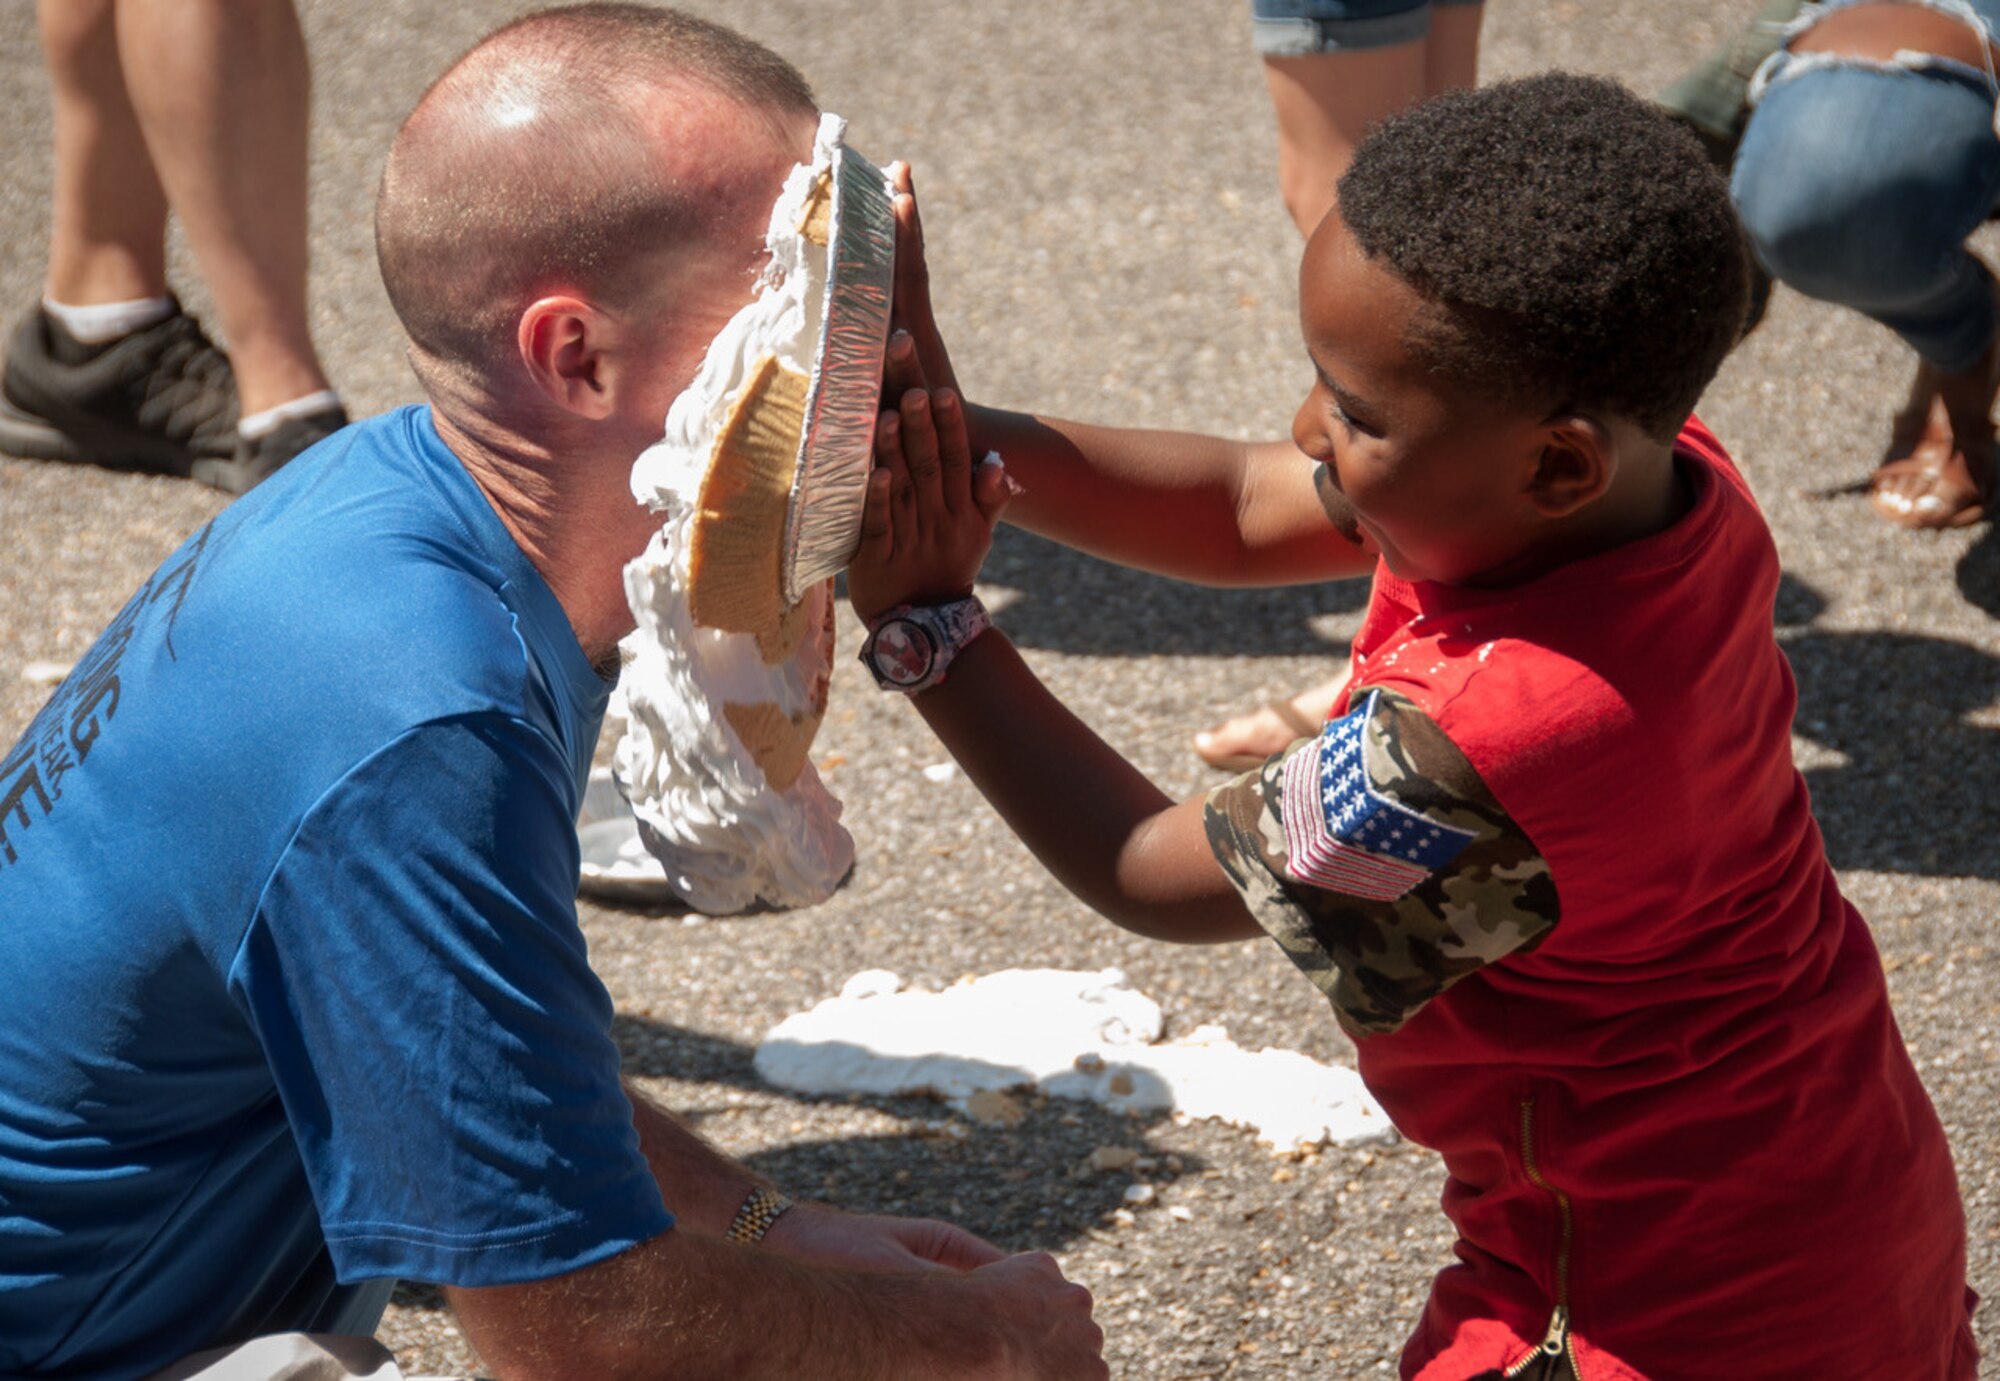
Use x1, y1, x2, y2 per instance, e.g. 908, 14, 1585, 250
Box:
980, 526, 1368, 657
1776, 575, 2000, 879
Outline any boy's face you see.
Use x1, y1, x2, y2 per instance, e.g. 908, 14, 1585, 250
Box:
1291, 207, 1553, 587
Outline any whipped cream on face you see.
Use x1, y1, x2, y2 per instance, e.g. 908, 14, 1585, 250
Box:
614, 112, 855, 915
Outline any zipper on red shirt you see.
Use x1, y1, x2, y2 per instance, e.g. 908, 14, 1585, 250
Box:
1504, 1095, 1583, 1379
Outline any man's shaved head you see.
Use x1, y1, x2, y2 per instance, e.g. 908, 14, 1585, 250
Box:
376, 3, 815, 388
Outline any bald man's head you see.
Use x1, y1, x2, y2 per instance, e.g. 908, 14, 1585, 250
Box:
376, 3, 816, 392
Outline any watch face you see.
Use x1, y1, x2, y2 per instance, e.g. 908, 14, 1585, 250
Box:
872, 619, 936, 686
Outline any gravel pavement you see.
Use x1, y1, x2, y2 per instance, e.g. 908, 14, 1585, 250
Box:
2, 1, 1994, 1376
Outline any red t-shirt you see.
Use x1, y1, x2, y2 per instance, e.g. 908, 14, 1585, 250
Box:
1332, 420, 1974, 1379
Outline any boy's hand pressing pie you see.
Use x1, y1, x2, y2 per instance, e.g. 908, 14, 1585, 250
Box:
846, 381, 1015, 624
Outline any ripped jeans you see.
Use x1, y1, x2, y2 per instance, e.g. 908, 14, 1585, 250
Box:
1731, 0, 2000, 372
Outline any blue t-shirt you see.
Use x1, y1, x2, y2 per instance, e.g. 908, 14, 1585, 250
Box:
0, 407, 671, 1379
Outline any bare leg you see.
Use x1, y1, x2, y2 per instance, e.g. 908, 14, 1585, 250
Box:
115, 0, 329, 414
1423, 3, 1483, 94
1261, 42, 1426, 237
1871, 342, 1997, 529
39, 0, 170, 307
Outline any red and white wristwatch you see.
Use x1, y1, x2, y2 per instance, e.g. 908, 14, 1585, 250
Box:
858, 596, 991, 694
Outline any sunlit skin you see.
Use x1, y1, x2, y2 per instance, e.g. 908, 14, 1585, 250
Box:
1292, 204, 1692, 588
420, 88, 816, 668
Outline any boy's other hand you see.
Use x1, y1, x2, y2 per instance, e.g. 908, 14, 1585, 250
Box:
887, 162, 960, 399
848, 382, 1014, 624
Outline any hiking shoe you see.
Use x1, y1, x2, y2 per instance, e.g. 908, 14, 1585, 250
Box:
190, 403, 349, 496
0, 299, 238, 476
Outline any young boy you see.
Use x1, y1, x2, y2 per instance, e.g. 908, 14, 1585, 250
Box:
853, 74, 1977, 1379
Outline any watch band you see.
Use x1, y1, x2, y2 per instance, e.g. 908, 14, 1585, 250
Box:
859, 596, 991, 694
725, 1186, 794, 1245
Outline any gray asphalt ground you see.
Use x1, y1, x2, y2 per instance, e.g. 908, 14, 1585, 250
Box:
2, 1, 1996, 1376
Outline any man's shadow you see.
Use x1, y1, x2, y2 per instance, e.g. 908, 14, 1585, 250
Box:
607, 1013, 1206, 1253
1776, 574, 2000, 878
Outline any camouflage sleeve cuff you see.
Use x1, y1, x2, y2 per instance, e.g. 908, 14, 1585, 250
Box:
1203, 686, 1557, 1038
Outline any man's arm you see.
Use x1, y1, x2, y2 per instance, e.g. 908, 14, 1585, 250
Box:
447, 1219, 1095, 1381
623, 1082, 1008, 1274
447, 1087, 1104, 1380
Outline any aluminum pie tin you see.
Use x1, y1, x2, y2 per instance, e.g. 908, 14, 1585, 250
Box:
781, 140, 896, 606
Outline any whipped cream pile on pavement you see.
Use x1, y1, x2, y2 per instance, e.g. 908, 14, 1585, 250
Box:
755, 969, 1396, 1152
615, 113, 855, 915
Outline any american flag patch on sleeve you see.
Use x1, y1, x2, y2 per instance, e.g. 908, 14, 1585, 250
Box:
1279, 690, 1478, 901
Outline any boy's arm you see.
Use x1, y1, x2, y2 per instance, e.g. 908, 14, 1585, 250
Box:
885, 169, 1371, 589
920, 626, 1259, 942
853, 385, 1264, 943
968, 402, 1373, 588
852, 386, 1557, 1026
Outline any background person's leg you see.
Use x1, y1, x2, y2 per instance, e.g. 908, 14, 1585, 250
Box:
1251, 0, 1440, 235
115, 0, 331, 419
39, 0, 169, 309
1732, 43, 2000, 525
1261, 42, 1427, 236
1423, 0, 1483, 95
0, 0, 239, 475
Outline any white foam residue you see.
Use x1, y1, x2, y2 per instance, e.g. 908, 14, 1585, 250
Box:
614, 112, 854, 915
754, 968, 1396, 1152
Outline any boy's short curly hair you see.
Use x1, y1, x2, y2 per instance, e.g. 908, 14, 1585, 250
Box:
1336, 72, 1748, 442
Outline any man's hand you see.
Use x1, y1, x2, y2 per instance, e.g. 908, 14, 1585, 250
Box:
762, 1201, 1007, 1274
759, 1206, 1106, 1376
847, 371, 1014, 623
451, 1225, 1107, 1381
960, 1252, 1108, 1380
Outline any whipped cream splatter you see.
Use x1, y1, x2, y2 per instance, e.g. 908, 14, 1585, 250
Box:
614, 114, 855, 915
755, 968, 1396, 1152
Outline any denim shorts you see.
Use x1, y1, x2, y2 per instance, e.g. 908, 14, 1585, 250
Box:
1251, 0, 1483, 56
1751, 0, 2000, 99
1734, 0, 2000, 368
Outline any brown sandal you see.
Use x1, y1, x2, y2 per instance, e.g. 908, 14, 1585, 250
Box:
1868, 395, 1993, 530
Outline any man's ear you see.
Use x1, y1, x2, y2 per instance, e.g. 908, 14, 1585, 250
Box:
518, 295, 615, 420
1527, 413, 1614, 518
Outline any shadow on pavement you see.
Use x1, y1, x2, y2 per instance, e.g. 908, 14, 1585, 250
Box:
978, 526, 1368, 658
609, 1013, 1211, 1257
1778, 575, 2000, 880
1953, 523, 2000, 620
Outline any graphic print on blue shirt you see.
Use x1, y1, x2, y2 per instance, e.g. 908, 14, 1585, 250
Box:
1279, 689, 1477, 900
0, 520, 212, 875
